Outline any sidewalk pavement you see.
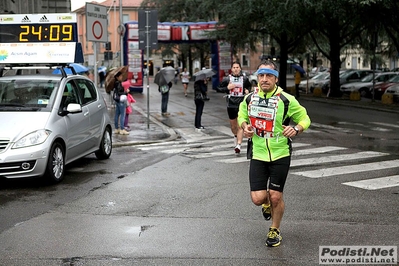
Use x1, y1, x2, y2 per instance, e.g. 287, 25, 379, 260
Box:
106, 80, 399, 148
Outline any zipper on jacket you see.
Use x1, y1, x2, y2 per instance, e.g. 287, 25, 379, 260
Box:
265, 138, 272, 161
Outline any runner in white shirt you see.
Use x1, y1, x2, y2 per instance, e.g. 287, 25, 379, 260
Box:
180, 68, 191, 97
218, 61, 252, 153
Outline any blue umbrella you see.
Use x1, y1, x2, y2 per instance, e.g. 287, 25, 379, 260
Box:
52, 63, 89, 75
291, 64, 306, 74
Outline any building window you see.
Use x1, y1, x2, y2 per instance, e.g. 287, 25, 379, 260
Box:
241, 54, 249, 67
123, 14, 129, 23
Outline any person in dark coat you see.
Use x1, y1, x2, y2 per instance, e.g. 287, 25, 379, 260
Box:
113, 71, 129, 135
194, 78, 208, 129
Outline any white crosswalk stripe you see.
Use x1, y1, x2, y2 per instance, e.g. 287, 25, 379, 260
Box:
291, 159, 399, 178
342, 175, 399, 190
369, 122, 399, 129
135, 126, 399, 190
290, 151, 388, 167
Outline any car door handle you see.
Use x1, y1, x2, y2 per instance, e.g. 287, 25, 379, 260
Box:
84, 111, 89, 116
97, 104, 102, 108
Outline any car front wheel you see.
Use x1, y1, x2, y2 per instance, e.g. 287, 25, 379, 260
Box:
95, 127, 112, 160
44, 142, 65, 183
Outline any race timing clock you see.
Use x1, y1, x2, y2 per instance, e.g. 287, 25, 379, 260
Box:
0, 13, 77, 43
0, 13, 79, 64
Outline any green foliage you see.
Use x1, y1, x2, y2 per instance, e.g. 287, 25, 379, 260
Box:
141, 0, 399, 95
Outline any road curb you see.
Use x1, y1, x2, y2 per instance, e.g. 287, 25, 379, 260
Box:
112, 104, 178, 148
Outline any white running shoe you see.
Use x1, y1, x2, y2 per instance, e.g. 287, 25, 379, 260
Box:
234, 144, 241, 154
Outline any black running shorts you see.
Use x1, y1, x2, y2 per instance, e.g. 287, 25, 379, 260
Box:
227, 107, 239, 120
249, 156, 291, 192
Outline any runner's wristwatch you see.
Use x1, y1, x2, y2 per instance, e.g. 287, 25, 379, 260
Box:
294, 126, 299, 135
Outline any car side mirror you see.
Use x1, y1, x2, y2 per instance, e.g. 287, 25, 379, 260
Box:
58, 103, 82, 116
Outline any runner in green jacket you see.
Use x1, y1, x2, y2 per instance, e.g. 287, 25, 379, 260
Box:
238, 60, 311, 247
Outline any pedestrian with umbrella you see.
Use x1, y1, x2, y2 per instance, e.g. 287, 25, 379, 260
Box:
193, 68, 215, 101
113, 71, 129, 135
154, 66, 175, 116
291, 64, 306, 99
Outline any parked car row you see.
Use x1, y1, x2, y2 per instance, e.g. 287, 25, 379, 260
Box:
372, 74, 399, 99
340, 72, 398, 97
313, 69, 381, 94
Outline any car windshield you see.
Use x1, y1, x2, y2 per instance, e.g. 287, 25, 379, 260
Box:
387, 75, 399, 83
311, 73, 324, 80
0, 78, 59, 111
318, 73, 330, 79
340, 71, 355, 79
360, 74, 375, 82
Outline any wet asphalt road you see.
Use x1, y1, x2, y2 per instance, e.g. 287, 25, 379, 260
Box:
0, 78, 398, 265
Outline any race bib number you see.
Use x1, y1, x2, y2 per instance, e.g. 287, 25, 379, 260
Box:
248, 94, 280, 138
231, 81, 243, 96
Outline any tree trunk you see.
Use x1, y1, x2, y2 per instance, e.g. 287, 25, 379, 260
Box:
328, 20, 342, 97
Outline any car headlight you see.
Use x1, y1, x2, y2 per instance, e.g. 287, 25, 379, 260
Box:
13, 129, 52, 149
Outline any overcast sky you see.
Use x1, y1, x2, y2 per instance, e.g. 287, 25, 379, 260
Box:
71, 0, 106, 12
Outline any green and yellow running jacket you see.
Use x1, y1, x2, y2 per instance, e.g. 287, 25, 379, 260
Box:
238, 86, 311, 162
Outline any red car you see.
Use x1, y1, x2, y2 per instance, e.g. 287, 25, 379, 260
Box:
372, 74, 399, 99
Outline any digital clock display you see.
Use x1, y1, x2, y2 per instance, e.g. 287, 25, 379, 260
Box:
0, 13, 79, 64
0, 24, 77, 43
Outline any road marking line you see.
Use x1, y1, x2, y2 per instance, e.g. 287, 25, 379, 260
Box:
310, 122, 354, 133
343, 175, 399, 190
293, 146, 347, 156
290, 151, 388, 167
218, 157, 248, 163
292, 143, 312, 148
292, 159, 399, 178
186, 150, 234, 158
369, 122, 399, 129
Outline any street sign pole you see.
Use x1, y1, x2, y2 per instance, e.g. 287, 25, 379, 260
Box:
146, 10, 150, 129
94, 42, 97, 86
119, 0, 124, 67
85, 3, 107, 87
139, 9, 158, 129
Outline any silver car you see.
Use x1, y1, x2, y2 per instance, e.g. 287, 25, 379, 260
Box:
0, 72, 113, 183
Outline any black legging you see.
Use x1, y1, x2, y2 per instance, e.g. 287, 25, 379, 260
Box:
194, 99, 205, 128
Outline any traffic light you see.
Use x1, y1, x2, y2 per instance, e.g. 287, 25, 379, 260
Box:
105, 42, 111, 51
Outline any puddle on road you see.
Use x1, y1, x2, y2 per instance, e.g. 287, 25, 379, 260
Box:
126, 225, 152, 237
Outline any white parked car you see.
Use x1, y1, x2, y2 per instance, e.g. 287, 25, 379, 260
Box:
299, 72, 330, 92
308, 66, 328, 78
385, 84, 399, 102
0, 67, 113, 183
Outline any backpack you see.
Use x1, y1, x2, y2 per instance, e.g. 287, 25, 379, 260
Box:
159, 84, 170, 94
112, 88, 120, 102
